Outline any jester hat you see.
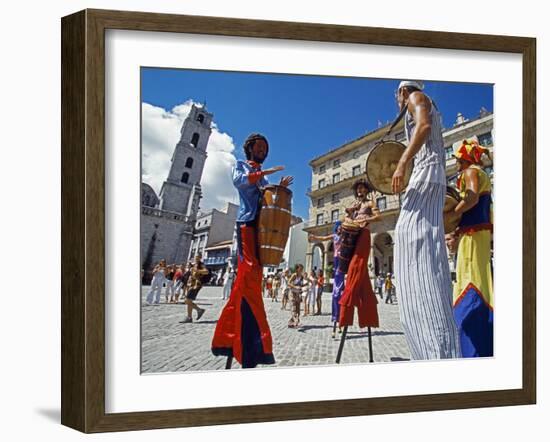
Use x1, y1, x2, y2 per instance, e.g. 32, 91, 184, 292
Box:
454, 138, 489, 165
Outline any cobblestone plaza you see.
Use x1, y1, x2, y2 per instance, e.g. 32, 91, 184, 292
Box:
141, 285, 410, 373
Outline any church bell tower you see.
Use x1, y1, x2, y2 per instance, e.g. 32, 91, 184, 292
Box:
159, 104, 212, 218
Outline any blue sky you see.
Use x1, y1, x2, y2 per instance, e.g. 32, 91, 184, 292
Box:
141, 68, 493, 220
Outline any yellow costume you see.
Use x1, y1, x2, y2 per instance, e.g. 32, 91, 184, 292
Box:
453, 145, 493, 357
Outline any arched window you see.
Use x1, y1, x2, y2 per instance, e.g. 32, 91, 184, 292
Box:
181, 172, 189, 184
197, 114, 204, 123
191, 132, 200, 147
185, 157, 194, 168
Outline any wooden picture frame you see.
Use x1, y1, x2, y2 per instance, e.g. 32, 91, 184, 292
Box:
61, 8, 536, 433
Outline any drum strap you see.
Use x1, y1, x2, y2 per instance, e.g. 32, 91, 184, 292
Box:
383, 103, 408, 139
382, 96, 439, 142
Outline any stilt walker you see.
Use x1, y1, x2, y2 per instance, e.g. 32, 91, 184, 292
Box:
335, 180, 380, 364
308, 221, 345, 338
392, 80, 461, 360
211, 133, 293, 369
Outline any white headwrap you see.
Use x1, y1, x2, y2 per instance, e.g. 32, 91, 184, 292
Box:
398, 80, 424, 91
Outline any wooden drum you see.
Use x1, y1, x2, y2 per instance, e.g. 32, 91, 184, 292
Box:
365, 140, 413, 195
443, 186, 462, 234
258, 185, 293, 266
337, 221, 361, 274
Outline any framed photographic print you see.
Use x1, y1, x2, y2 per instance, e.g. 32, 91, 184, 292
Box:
61, 8, 536, 433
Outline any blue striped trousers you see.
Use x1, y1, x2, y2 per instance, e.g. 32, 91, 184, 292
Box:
394, 181, 461, 360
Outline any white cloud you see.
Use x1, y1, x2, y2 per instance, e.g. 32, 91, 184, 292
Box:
141, 100, 238, 213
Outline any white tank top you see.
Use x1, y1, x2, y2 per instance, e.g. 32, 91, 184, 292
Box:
405, 96, 446, 185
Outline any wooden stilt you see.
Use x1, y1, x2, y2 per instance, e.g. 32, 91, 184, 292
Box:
335, 326, 349, 364
225, 355, 233, 369
367, 327, 374, 363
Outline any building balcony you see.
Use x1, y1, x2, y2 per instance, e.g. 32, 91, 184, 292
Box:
307, 166, 367, 198
309, 154, 489, 198
303, 196, 401, 234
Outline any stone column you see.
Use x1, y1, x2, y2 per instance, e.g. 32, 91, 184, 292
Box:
369, 244, 376, 278
305, 242, 313, 273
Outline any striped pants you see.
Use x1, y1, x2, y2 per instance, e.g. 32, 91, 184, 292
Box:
395, 181, 461, 360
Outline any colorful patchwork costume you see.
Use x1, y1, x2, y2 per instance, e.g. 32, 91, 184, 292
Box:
453, 140, 494, 357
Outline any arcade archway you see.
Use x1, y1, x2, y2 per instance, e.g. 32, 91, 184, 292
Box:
373, 232, 394, 276
311, 243, 325, 273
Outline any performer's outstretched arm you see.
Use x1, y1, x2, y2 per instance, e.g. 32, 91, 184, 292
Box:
308, 233, 333, 242
233, 162, 285, 188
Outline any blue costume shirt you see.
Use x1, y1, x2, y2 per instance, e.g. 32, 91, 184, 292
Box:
233, 160, 268, 222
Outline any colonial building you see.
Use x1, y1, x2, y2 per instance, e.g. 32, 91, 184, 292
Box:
187, 202, 239, 272
304, 109, 494, 278
141, 104, 213, 277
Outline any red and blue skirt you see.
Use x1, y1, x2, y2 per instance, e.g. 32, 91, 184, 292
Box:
211, 223, 275, 368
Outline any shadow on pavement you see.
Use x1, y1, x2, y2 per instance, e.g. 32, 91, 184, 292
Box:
296, 324, 333, 332
345, 330, 404, 340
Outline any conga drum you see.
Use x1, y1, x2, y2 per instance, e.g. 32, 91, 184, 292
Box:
365, 140, 413, 194
443, 186, 462, 234
258, 185, 292, 266
337, 221, 361, 274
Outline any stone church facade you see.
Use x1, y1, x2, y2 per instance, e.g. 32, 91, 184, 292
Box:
141, 104, 213, 277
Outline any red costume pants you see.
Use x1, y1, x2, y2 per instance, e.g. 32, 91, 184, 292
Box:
211, 224, 275, 368
339, 228, 379, 328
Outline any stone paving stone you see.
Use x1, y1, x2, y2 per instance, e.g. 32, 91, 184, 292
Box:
141, 285, 410, 373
